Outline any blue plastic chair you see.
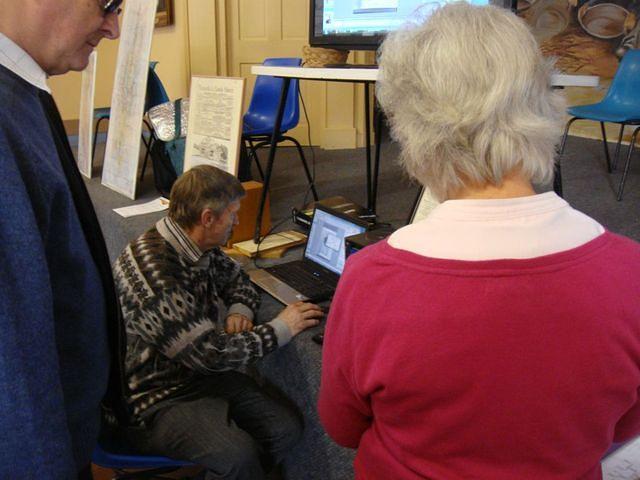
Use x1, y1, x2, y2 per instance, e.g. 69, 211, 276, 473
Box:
92, 61, 170, 176
92, 438, 196, 479
557, 50, 640, 198
242, 57, 318, 200
144, 63, 171, 114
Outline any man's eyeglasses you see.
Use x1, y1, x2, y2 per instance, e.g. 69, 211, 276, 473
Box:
101, 0, 123, 16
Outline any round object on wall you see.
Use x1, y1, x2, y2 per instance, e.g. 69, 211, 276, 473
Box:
578, 1, 629, 39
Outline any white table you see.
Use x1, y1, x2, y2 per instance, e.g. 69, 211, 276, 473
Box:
250, 65, 600, 241
252, 66, 600, 87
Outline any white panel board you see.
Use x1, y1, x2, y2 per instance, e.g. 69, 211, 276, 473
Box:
183, 76, 245, 176
77, 50, 97, 178
101, 0, 158, 198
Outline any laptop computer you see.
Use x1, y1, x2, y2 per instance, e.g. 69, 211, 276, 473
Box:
248, 204, 369, 305
408, 186, 440, 224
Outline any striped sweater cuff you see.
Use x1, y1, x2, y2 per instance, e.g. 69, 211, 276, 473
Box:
228, 303, 255, 321
269, 318, 293, 347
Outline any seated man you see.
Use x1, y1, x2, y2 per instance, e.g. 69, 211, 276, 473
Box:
113, 165, 323, 480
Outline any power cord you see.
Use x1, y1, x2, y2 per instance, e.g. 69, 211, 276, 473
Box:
253, 216, 296, 269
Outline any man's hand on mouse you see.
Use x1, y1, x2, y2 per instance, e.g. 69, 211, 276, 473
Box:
277, 301, 324, 336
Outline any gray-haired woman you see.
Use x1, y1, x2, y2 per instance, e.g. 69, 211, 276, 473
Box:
319, 3, 640, 479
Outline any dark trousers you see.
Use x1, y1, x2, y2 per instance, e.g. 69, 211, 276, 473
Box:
78, 464, 93, 480
124, 372, 302, 480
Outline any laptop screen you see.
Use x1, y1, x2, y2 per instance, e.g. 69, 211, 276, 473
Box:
305, 207, 368, 275
408, 186, 440, 224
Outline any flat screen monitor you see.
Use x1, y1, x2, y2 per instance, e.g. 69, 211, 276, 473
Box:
309, 0, 513, 51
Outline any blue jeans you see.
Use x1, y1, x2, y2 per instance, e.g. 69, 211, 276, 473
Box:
123, 372, 302, 480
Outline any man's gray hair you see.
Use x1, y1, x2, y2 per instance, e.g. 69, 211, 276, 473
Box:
168, 165, 245, 229
376, 2, 566, 200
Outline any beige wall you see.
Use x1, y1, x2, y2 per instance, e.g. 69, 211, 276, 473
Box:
50, 0, 191, 124
194, 0, 375, 149
50, 2, 614, 148
50, 0, 372, 149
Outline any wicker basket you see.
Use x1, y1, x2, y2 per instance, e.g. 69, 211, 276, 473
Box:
302, 45, 350, 67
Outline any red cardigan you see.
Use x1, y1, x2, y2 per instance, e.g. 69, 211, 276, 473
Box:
319, 232, 640, 480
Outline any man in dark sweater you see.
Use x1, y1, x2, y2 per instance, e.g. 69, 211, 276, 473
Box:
0, 1, 123, 478
113, 165, 323, 480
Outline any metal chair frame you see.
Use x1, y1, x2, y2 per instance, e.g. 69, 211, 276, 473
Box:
617, 125, 640, 200
91, 62, 169, 179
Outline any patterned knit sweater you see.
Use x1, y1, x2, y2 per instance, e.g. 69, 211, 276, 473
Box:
113, 218, 286, 422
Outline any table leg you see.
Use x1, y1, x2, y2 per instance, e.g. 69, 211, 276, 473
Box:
553, 162, 563, 197
372, 99, 383, 214
254, 78, 290, 243
364, 83, 373, 212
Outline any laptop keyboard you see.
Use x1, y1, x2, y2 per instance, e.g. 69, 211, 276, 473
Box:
266, 262, 336, 301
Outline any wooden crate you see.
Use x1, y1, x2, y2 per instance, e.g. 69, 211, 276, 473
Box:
226, 181, 271, 247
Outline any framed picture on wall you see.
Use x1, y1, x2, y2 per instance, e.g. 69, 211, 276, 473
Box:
155, 0, 173, 27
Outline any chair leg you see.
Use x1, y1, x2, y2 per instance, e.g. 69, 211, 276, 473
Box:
139, 137, 154, 181
143, 118, 153, 134
139, 116, 158, 182
283, 135, 319, 201
141, 131, 150, 151
141, 119, 153, 153
555, 117, 579, 197
600, 122, 613, 173
92, 117, 106, 162
617, 126, 640, 201
612, 124, 625, 170
237, 140, 256, 181
246, 138, 265, 180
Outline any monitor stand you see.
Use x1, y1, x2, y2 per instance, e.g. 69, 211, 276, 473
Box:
323, 63, 378, 69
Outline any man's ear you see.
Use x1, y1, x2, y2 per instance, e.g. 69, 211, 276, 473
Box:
200, 208, 217, 228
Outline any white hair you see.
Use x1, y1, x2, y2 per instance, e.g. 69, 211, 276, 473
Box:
376, 2, 566, 200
